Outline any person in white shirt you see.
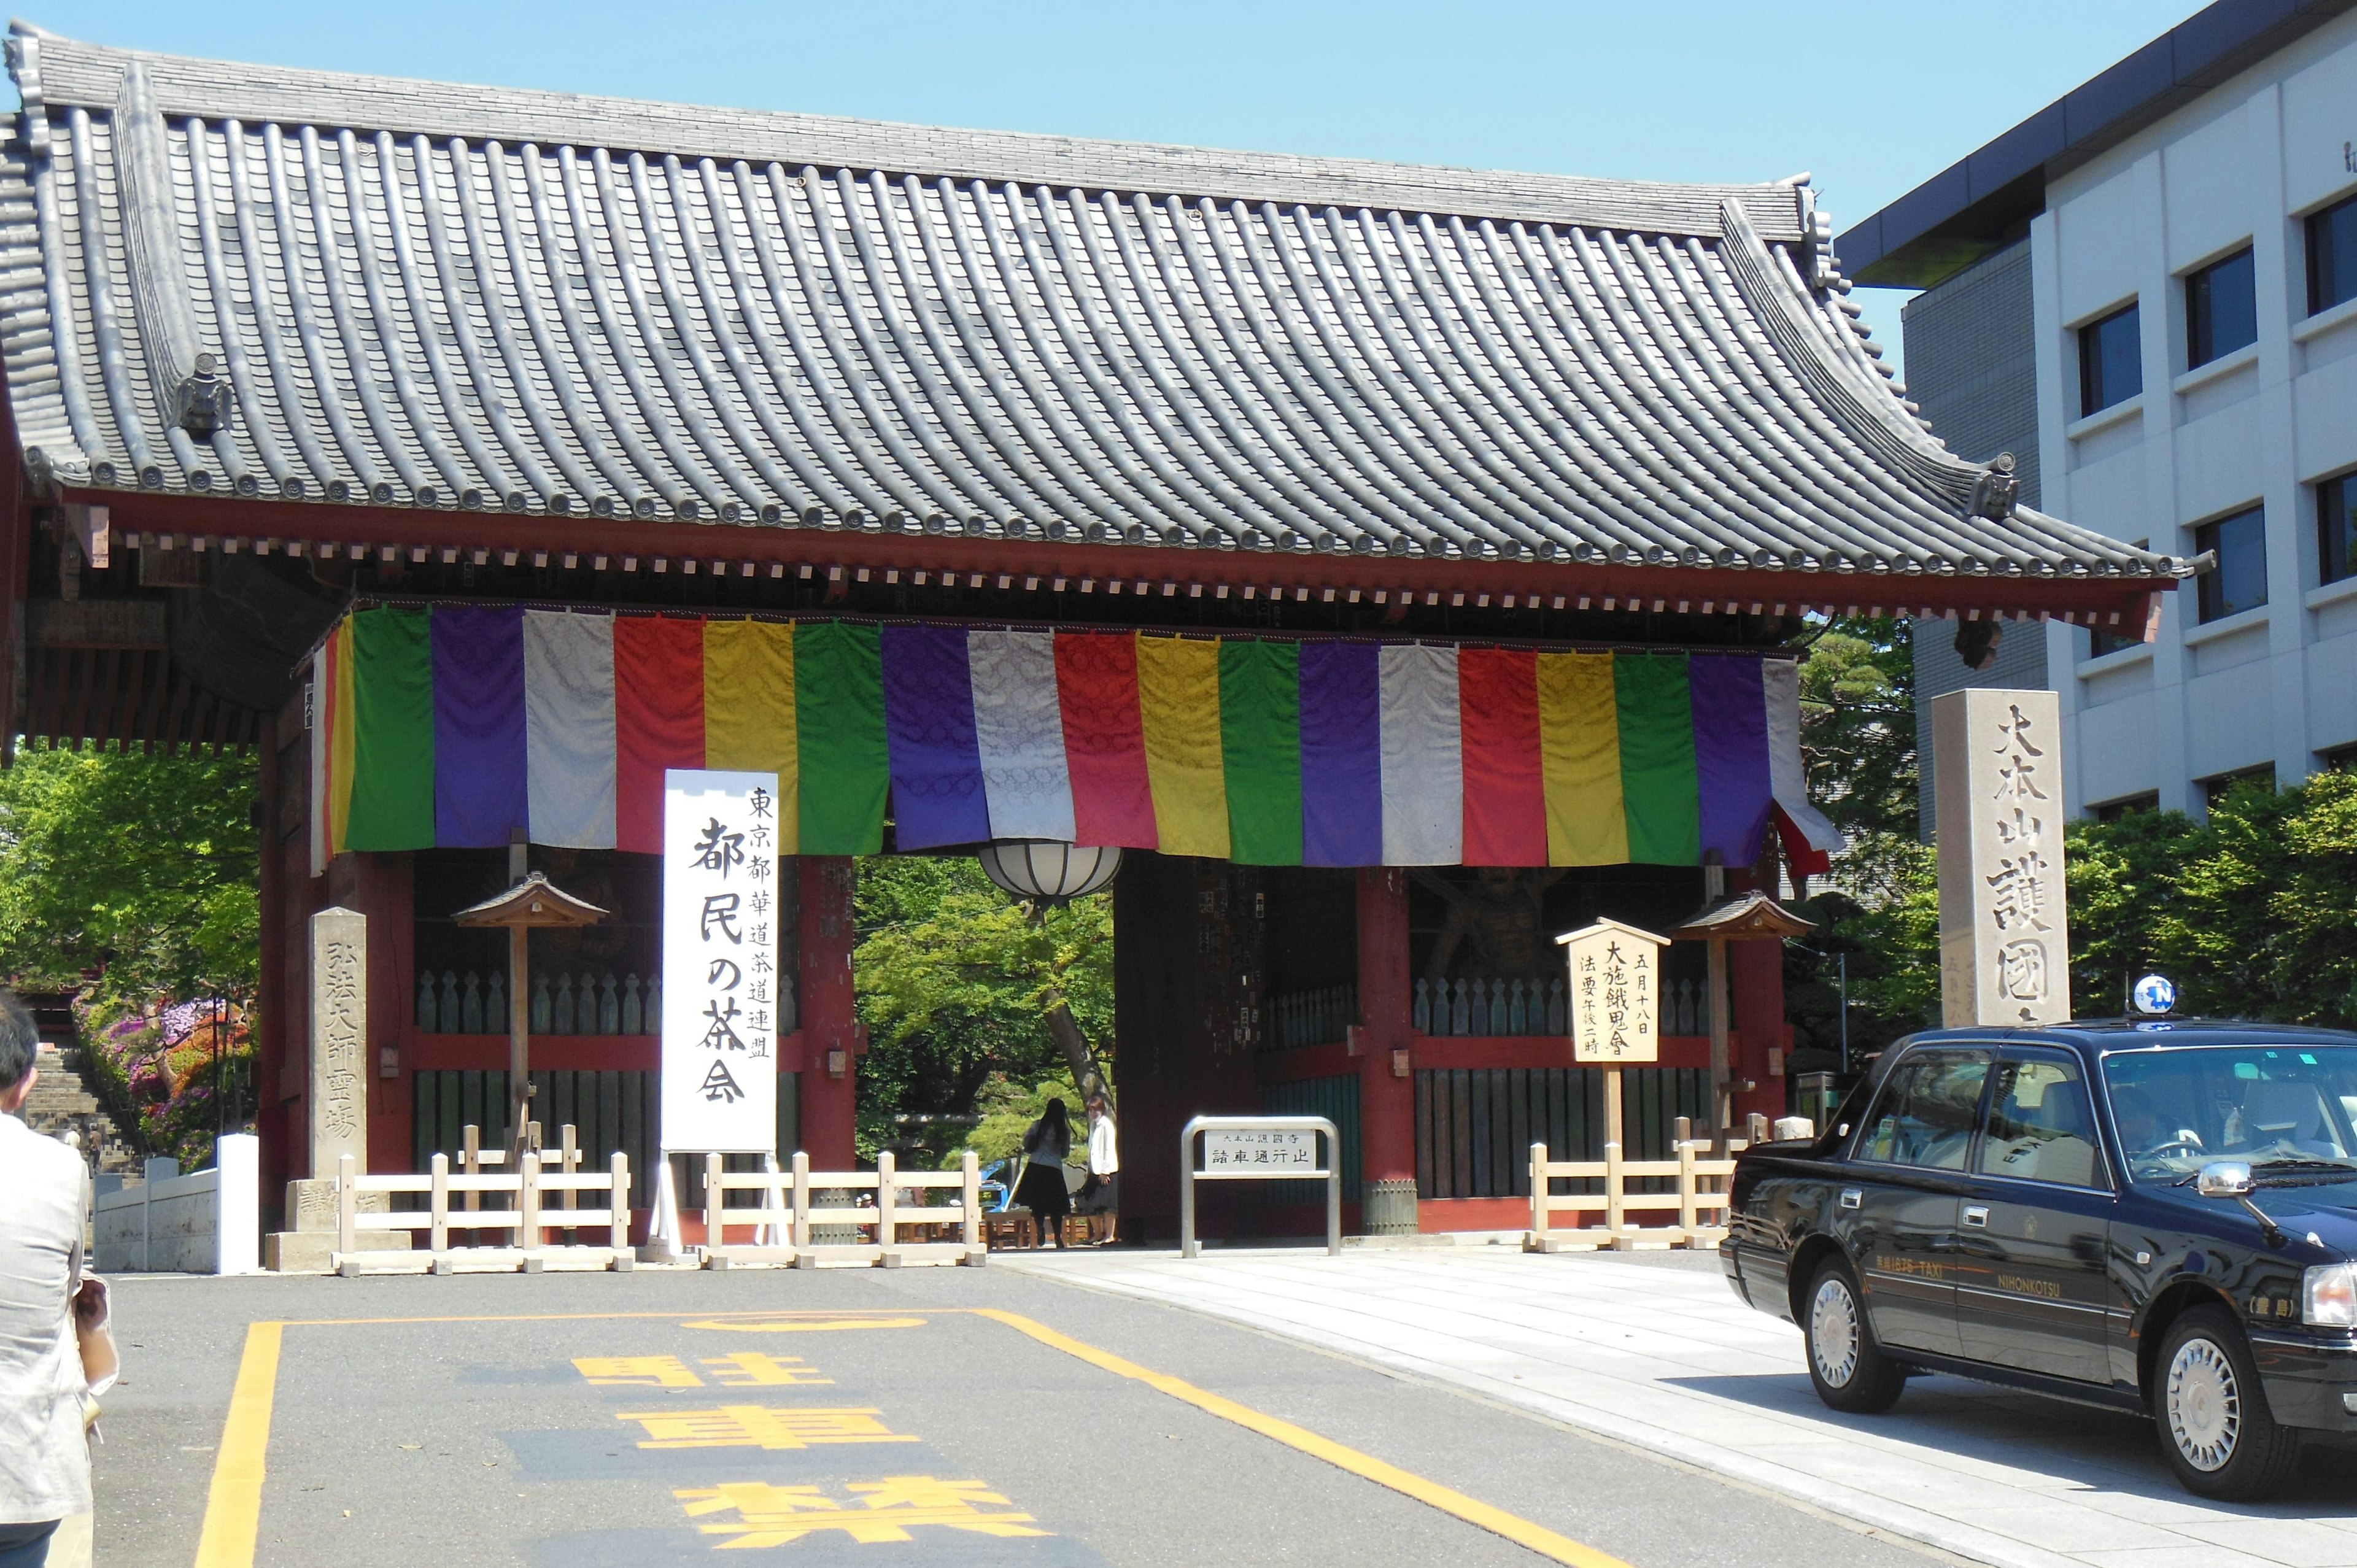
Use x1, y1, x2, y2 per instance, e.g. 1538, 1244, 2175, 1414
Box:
1082, 1095, 1120, 1245
0, 994, 96, 1567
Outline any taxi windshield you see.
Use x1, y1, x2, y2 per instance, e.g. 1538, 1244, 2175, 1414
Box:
2103, 1045, 2357, 1185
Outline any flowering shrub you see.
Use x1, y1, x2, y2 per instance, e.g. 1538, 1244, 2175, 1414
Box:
76, 994, 253, 1170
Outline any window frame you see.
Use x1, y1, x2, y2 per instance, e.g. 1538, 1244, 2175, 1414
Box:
2186, 246, 2258, 369
1852, 1046, 1995, 1175
2193, 504, 2269, 624
2307, 192, 2357, 317
1974, 1047, 2113, 1192
2077, 301, 2143, 417
2321, 471, 2357, 588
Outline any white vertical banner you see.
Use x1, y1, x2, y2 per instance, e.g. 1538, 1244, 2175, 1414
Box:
660, 768, 782, 1155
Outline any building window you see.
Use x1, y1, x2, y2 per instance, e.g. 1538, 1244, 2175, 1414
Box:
2321, 742, 2357, 773
2308, 193, 2357, 315
2202, 766, 2275, 811
2322, 473, 2357, 587
2092, 793, 2159, 824
2078, 303, 2142, 415
2186, 248, 2256, 368
2087, 624, 2138, 658
2193, 506, 2267, 623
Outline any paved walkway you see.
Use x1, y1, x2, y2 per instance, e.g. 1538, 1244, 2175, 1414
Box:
1005, 1244, 2357, 1568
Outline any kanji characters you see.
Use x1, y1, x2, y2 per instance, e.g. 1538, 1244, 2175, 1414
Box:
617, 1405, 916, 1450
675, 1477, 1047, 1547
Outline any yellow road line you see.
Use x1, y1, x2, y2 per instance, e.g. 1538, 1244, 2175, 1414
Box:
192, 1321, 283, 1568
972, 1308, 1631, 1568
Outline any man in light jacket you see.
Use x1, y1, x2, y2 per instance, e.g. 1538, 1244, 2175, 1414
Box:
1083, 1095, 1120, 1245
0, 994, 92, 1566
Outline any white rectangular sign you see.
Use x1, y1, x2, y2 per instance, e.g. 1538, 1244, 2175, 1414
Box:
1199, 1128, 1322, 1174
660, 768, 782, 1154
1564, 922, 1662, 1064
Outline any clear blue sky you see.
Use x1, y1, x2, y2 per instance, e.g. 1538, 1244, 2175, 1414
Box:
33, 1, 2208, 371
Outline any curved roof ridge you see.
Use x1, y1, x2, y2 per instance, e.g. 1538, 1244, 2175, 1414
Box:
11, 25, 1809, 238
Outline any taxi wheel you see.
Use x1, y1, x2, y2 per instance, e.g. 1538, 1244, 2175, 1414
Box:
2152, 1305, 2303, 1501
1803, 1257, 1906, 1414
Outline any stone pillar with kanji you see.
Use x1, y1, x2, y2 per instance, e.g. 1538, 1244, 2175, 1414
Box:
1934, 688, 2072, 1027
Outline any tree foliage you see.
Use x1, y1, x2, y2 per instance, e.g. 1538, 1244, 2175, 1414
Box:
851, 854, 1112, 1164
1797, 616, 1918, 841
0, 745, 260, 1003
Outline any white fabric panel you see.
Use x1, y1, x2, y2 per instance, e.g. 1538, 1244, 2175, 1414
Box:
523, 610, 618, 849
969, 629, 1077, 841
1379, 643, 1463, 865
1763, 657, 1845, 853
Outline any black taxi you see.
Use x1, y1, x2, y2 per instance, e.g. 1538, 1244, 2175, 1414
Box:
1722, 1020, 2357, 1500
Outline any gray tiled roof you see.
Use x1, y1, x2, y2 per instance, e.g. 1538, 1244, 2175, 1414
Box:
0, 26, 2188, 585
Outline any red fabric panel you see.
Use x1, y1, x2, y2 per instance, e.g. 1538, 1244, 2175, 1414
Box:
1775, 805, 1832, 878
1055, 630, 1158, 849
1458, 647, 1546, 867
613, 615, 706, 854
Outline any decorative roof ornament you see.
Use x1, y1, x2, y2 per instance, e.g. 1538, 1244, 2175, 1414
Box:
1969, 452, 2020, 522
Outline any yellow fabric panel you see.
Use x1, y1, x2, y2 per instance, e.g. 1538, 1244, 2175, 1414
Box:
1537, 652, 1627, 866
1136, 634, 1230, 859
328, 618, 357, 856
703, 619, 800, 855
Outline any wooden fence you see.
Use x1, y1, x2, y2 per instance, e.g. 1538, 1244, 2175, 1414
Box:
333, 1148, 633, 1276
700, 1150, 985, 1270
1523, 1114, 1760, 1253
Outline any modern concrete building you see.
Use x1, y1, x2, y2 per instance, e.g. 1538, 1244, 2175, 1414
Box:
1846, 0, 2357, 822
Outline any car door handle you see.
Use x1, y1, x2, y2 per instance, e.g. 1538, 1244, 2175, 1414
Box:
1962, 1205, 1989, 1229
1839, 1188, 1862, 1210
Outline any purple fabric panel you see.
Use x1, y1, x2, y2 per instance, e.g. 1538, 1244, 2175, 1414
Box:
883, 624, 991, 849
1299, 641, 1383, 867
1690, 655, 1774, 866
432, 605, 528, 847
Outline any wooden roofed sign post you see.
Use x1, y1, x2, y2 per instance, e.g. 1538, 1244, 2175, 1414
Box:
1556, 919, 1668, 1153
452, 867, 609, 1163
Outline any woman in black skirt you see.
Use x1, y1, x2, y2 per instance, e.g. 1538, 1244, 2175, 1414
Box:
1012, 1099, 1075, 1248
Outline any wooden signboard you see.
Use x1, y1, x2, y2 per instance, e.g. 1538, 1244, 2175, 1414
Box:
1557, 919, 1668, 1065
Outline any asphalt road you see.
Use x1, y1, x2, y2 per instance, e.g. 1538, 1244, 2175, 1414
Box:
91, 1262, 1945, 1568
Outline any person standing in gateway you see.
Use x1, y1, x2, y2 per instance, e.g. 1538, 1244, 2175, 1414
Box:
0, 994, 98, 1567
1013, 1099, 1075, 1249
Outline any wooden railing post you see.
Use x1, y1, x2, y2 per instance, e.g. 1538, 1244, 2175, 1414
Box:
610, 1152, 630, 1251
791, 1151, 811, 1249
876, 1150, 898, 1254
462, 1124, 481, 1213
703, 1151, 724, 1256
1603, 1141, 1624, 1239
520, 1151, 542, 1251
1747, 1112, 1769, 1146
337, 1153, 357, 1258
430, 1153, 450, 1254
560, 1123, 579, 1238
961, 1151, 980, 1251
1677, 1137, 1698, 1242
1529, 1143, 1548, 1240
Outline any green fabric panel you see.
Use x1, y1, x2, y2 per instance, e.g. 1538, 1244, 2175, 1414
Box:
344, 606, 437, 850
1614, 654, 1701, 865
1219, 639, 1302, 865
794, 622, 888, 855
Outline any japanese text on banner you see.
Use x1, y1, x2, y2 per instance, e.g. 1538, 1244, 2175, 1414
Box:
661, 769, 781, 1154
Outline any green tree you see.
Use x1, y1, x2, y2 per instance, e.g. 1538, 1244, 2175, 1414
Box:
0, 745, 260, 1003
852, 854, 1113, 1164
1797, 616, 1918, 841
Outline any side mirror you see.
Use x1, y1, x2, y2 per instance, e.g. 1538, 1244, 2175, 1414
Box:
2197, 1161, 2254, 1199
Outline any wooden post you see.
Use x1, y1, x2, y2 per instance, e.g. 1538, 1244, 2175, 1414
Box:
1705, 854, 1730, 1132
519, 1150, 541, 1252
1747, 1112, 1770, 1146
1677, 1135, 1698, 1243
610, 1152, 630, 1251
961, 1151, 980, 1253
1603, 1140, 1624, 1240
703, 1151, 724, 1256
508, 923, 532, 1161
561, 1124, 579, 1215
463, 1124, 481, 1213
791, 1150, 811, 1249
429, 1153, 450, 1254
337, 1151, 357, 1259
1529, 1143, 1547, 1241
1604, 1067, 1624, 1151
876, 1150, 898, 1258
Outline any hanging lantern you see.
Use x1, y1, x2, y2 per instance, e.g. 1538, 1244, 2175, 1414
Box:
977, 840, 1123, 906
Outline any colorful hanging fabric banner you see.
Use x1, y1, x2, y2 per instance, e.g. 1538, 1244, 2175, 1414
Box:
308, 611, 1846, 873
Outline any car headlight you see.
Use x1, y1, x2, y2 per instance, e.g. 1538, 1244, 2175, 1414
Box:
2304, 1262, 2357, 1327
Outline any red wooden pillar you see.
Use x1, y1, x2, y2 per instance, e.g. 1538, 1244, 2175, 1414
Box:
1730, 938, 1787, 1129
797, 856, 858, 1168
1354, 868, 1418, 1233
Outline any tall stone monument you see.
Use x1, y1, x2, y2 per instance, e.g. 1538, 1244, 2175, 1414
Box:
1933, 689, 2071, 1027
267, 906, 401, 1270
